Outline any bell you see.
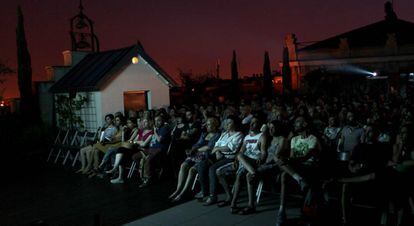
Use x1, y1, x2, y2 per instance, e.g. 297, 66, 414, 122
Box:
76, 19, 88, 29
77, 40, 91, 49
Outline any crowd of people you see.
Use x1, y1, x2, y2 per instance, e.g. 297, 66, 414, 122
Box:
74, 91, 414, 226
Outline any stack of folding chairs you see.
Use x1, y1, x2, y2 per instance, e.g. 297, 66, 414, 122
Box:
47, 127, 101, 168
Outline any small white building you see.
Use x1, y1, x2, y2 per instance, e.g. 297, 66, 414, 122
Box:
48, 43, 177, 131
37, 3, 177, 130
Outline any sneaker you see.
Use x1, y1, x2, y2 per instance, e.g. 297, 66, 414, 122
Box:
238, 206, 256, 215
139, 179, 151, 188
203, 196, 218, 206
110, 178, 124, 184
194, 191, 205, 199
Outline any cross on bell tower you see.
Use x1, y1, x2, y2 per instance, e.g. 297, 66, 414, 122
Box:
69, 0, 100, 52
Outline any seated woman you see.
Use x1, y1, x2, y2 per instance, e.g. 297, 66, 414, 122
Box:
230, 116, 267, 215
169, 117, 220, 202
97, 117, 139, 171
132, 115, 171, 187
198, 115, 243, 206
76, 114, 118, 174
109, 118, 154, 184
256, 119, 289, 181
88, 115, 124, 178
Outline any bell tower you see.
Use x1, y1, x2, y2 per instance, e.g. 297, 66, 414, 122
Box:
69, 0, 100, 52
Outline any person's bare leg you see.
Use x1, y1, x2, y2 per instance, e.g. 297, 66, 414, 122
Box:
84, 147, 94, 174
341, 183, 349, 224
246, 172, 255, 208
230, 173, 242, 209
169, 162, 189, 199
174, 166, 196, 200
276, 172, 287, 225
279, 172, 287, 213
238, 155, 255, 174
106, 153, 123, 174
218, 173, 232, 202
279, 164, 307, 188
76, 146, 89, 173
93, 148, 100, 170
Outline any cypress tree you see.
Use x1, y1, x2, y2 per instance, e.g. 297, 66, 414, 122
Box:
16, 5, 33, 118
231, 50, 239, 101
263, 51, 273, 97
282, 47, 292, 94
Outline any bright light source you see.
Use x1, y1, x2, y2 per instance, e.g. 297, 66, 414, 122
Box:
409, 73, 414, 76
372, 72, 378, 77
131, 56, 139, 64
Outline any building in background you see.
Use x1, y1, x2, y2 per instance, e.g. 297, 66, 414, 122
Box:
37, 2, 177, 131
280, 2, 414, 94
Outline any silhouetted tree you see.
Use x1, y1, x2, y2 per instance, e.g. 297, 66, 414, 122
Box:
231, 50, 239, 101
282, 47, 292, 94
16, 5, 34, 118
263, 51, 273, 98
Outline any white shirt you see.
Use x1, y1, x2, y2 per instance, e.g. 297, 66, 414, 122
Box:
244, 132, 263, 160
214, 131, 243, 159
291, 134, 318, 160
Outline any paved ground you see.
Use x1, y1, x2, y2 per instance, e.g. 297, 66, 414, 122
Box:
125, 193, 303, 226
1, 156, 412, 226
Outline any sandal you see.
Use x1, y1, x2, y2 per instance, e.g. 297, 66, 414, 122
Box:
230, 206, 239, 214
88, 169, 98, 178
171, 194, 182, 203
217, 200, 231, 207
238, 206, 256, 215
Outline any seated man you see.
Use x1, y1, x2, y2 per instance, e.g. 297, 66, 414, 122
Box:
230, 116, 267, 215
132, 115, 170, 187
276, 116, 321, 226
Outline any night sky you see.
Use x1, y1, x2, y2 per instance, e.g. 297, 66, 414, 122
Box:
1, 0, 414, 98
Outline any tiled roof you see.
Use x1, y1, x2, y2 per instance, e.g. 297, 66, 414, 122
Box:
50, 44, 178, 93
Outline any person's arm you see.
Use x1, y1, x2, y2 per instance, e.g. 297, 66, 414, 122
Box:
337, 132, 344, 152
103, 128, 121, 144
153, 127, 162, 142
274, 137, 288, 163
139, 134, 153, 148
337, 173, 376, 183
154, 126, 169, 144
215, 132, 243, 155
199, 133, 220, 152
257, 134, 268, 164
127, 129, 139, 142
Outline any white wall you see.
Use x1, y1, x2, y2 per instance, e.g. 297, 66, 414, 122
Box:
38, 82, 54, 126
100, 59, 170, 118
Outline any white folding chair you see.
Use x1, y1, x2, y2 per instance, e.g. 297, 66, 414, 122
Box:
62, 131, 87, 166
256, 180, 264, 204
47, 129, 67, 162
71, 127, 101, 167
54, 130, 76, 163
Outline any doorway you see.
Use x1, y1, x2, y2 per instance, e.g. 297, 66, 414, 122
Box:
123, 91, 148, 113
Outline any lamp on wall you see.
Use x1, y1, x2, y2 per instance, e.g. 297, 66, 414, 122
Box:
132, 56, 139, 64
